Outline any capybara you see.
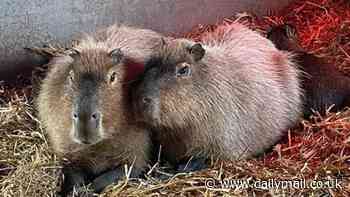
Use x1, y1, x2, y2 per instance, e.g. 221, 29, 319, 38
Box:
267, 24, 350, 116
36, 25, 163, 195
132, 23, 303, 169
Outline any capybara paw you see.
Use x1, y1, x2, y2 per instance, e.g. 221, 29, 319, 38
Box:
91, 166, 143, 193
60, 185, 95, 197
59, 166, 90, 197
176, 157, 208, 173
90, 167, 125, 193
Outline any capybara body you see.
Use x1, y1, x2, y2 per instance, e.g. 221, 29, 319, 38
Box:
267, 24, 350, 115
133, 23, 303, 164
37, 25, 162, 194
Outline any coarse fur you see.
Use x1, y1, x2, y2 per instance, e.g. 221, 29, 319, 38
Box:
267, 24, 350, 116
37, 25, 163, 194
133, 23, 303, 164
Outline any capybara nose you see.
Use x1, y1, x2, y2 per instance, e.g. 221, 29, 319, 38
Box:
142, 97, 153, 106
91, 112, 100, 121
73, 111, 100, 122
80, 139, 91, 145
73, 112, 79, 120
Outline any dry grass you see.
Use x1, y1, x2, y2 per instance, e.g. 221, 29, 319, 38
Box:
1, 82, 350, 196
1, 0, 350, 196
0, 81, 60, 197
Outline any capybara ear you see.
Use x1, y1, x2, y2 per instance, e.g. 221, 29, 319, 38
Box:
189, 43, 205, 61
23, 46, 51, 59
157, 37, 168, 51
68, 48, 80, 60
24, 45, 66, 63
160, 37, 167, 46
267, 24, 296, 40
23, 47, 52, 66
109, 48, 124, 65
284, 24, 297, 39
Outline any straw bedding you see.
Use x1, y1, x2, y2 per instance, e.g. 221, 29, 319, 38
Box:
1, 0, 349, 196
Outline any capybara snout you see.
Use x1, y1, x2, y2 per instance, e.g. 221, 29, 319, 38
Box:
70, 74, 104, 145
71, 108, 102, 145
133, 66, 161, 123
138, 94, 161, 123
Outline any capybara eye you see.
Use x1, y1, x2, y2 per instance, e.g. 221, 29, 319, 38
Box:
110, 71, 117, 84
73, 113, 78, 120
176, 64, 191, 77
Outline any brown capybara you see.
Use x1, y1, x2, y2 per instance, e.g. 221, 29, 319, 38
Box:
267, 24, 350, 116
132, 23, 303, 170
37, 25, 163, 195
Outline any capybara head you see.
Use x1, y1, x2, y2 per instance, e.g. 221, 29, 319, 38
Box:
266, 24, 298, 51
133, 39, 206, 127
64, 48, 130, 145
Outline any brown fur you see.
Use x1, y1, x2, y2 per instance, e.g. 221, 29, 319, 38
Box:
267, 24, 350, 115
133, 23, 303, 163
37, 25, 163, 176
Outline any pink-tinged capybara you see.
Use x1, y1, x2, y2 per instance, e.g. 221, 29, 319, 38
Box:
132, 23, 303, 170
